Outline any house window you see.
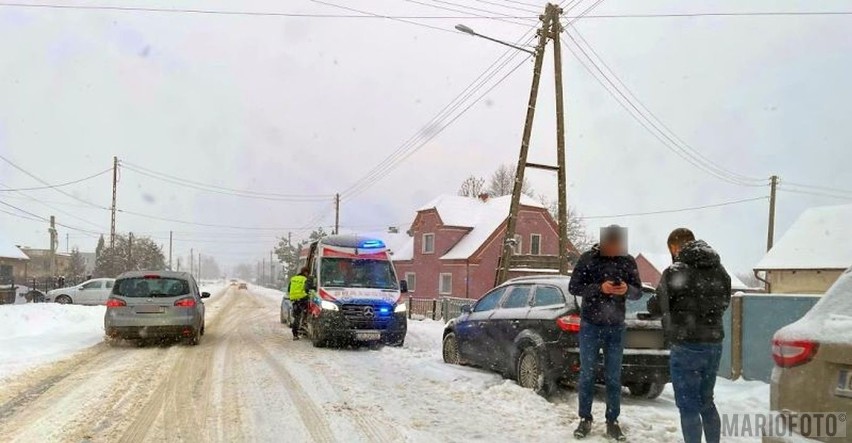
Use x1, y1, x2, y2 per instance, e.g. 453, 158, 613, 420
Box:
422, 233, 435, 254
405, 272, 417, 292
513, 234, 522, 255
530, 234, 541, 255
439, 273, 453, 295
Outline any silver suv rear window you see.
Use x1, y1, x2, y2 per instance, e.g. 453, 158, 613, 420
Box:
114, 277, 190, 298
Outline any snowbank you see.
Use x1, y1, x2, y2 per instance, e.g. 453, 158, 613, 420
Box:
0, 284, 228, 383
0, 303, 106, 381
366, 318, 771, 442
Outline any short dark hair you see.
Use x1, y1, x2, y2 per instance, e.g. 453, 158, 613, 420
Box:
299, 267, 310, 276
667, 228, 695, 248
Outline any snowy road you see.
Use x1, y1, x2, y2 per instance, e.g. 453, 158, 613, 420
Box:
0, 286, 769, 442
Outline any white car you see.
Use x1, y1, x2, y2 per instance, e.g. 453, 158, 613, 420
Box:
46, 278, 116, 305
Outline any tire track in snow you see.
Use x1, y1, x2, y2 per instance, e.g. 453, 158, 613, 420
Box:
117, 288, 239, 442
246, 293, 405, 443
240, 323, 336, 442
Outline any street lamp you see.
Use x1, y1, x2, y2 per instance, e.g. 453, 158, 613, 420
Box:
454, 24, 536, 56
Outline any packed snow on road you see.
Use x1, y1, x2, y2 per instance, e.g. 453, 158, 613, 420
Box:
0, 284, 769, 442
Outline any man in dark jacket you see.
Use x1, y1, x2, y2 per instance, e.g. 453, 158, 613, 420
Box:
652, 228, 731, 443
569, 225, 642, 441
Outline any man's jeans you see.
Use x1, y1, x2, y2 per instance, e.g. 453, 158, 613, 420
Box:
670, 342, 723, 443
578, 320, 625, 423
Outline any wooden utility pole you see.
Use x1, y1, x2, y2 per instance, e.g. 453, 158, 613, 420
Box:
128, 232, 133, 271
110, 157, 118, 249
49, 216, 58, 277
168, 231, 173, 270
270, 250, 275, 286
334, 193, 340, 235
767, 175, 779, 252
190, 248, 194, 278
496, 4, 563, 285
198, 252, 203, 280
551, 11, 569, 275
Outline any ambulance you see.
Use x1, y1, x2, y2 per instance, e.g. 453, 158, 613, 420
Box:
302, 235, 408, 347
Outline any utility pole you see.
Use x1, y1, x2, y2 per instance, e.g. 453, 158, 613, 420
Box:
198, 252, 202, 280
128, 232, 133, 271
49, 216, 58, 277
176, 257, 181, 272
66, 233, 69, 253
262, 257, 266, 286
190, 248, 194, 279
110, 156, 118, 249
168, 231, 173, 270
270, 250, 275, 287
334, 193, 340, 235
767, 175, 779, 251
496, 7, 553, 285
551, 11, 569, 275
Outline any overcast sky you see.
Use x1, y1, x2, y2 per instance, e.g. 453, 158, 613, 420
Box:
1, 0, 851, 275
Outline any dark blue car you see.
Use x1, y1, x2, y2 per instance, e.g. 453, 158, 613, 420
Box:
441, 275, 670, 398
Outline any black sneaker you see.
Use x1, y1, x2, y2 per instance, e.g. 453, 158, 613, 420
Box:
573, 419, 592, 439
606, 421, 626, 441
293, 334, 300, 341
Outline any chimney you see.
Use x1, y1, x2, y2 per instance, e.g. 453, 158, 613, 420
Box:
478, 193, 490, 202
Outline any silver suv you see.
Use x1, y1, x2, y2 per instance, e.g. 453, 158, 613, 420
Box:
104, 271, 210, 345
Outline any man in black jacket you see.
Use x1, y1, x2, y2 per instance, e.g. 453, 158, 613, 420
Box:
652, 228, 731, 443
569, 225, 642, 441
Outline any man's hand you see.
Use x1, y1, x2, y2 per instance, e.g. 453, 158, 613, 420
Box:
602, 281, 629, 296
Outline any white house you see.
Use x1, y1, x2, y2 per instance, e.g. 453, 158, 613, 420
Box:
755, 203, 852, 294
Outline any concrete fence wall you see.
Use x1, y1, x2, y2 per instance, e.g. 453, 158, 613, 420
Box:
720, 293, 821, 383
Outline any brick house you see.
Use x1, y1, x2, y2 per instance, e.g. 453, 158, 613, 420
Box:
386, 194, 577, 300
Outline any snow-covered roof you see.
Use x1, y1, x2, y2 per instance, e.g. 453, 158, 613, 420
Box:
0, 237, 29, 260
729, 274, 750, 291
415, 194, 544, 260
756, 203, 852, 270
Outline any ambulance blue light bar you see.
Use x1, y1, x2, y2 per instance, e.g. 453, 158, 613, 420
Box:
359, 239, 385, 249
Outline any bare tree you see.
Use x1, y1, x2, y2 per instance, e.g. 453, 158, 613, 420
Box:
538, 194, 594, 253
488, 163, 533, 197
457, 175, 486, 198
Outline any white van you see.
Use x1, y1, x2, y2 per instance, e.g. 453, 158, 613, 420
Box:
302, 235, 408, 347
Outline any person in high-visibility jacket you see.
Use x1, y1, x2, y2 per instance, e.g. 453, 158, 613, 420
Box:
288, 267, 311, 340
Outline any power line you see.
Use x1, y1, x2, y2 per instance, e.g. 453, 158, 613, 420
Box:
423, 0, 536, 25
121, 163, 334, 202
492, 0, 542, 9
340, 0, 592, 200
0, 168, 111, 192
558, 29, 767, 187
781, 181, 852, 196
777, 187, 852, 201
0, 1, 535, 19
0, 182, 108, 231
3, 2, 847, 19
0, 199, 102, 236
570, 11, 852, 19
581, 196, 768, 220
471, 0, 539, 15
308, 0, 458, 34
0, 154, 110, 210
401, 0, 531, 27
343, 54, 532, 200
115, 208, 302, 231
